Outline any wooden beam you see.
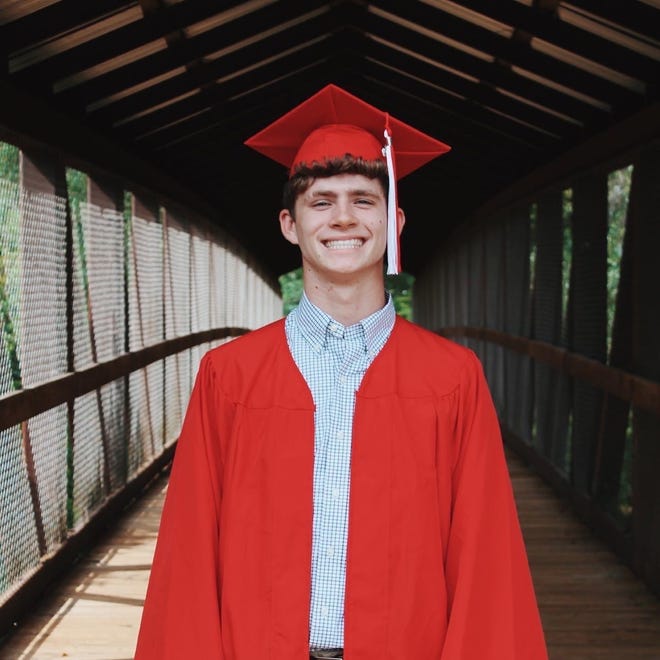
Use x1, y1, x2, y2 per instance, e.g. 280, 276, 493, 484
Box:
0, 327, 249, 432
566, 0, 660, 41
469, 104, 660, 222
90, 19, 335, 129
0, 79, 282, 285
358, 10, 607, 125
113, 45, 333, 141
10, 0, 249, 83
0, 80, 212, 217
358, 38, 578, 142
373, 0, 640, 105
2, 0, 134, 53
460, 0, 658, 80
438, 326, 660, 416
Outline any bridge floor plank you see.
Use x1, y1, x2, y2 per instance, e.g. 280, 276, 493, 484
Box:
1, 448, 659, 659
0, 477, 167, 660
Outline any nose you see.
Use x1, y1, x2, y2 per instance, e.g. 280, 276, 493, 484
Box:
332, 198, 356, 227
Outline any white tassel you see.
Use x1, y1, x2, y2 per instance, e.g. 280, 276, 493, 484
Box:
383, 128, 399, 275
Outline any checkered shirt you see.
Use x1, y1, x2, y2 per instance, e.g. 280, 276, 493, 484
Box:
285, 291, 395, 648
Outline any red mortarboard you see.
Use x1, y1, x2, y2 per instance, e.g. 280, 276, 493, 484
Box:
245, 84, 451, 274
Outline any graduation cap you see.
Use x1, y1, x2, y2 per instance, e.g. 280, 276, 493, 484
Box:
245, 84, 450, 274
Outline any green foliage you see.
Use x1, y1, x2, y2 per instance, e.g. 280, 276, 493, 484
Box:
66, 168, 88, 215
0, 142, 19, 184
606, 165, 632, 359
64, 168, 89, 528
0, 142, 22, 389
67, 169, 90, 304
278, 267, 415, 320
529, 202, 537, 298
0, 253, 21, 389
385, 272, 414, 320
606, 165, 633, 519
279, 267, 304, 315
561, 188, 573, 337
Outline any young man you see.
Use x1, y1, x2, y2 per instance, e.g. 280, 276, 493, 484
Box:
135, 85, 548, 659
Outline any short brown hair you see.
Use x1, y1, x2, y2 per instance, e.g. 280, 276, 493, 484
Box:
282, 155, 388, 216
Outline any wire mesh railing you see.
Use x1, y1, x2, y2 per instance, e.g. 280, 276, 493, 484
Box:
0, 140, 282, 635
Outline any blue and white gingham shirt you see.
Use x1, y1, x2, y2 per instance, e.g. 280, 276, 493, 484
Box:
285, 291, 396, 649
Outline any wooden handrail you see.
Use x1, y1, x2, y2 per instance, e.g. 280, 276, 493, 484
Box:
438, 326, 660, 416
0, 327, 249, 432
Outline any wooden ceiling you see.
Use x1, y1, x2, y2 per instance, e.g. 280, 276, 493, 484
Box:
1, 0, 658, 278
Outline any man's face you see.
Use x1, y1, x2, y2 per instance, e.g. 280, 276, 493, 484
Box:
279, 173, 399, 283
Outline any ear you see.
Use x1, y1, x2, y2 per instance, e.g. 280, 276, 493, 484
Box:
397, 207, 406, 235
279, 209, 299, 245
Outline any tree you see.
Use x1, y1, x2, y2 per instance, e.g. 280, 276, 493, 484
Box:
279, 267, 415, 321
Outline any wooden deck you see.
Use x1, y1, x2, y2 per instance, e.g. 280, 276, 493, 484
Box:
1, 448, 659, 659
0, 477, 167, 660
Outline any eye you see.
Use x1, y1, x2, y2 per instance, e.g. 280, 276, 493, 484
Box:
355, 198, 375, 206
312, 199, 331, 208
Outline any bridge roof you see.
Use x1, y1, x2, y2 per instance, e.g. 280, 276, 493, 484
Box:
1, 0, 658, 278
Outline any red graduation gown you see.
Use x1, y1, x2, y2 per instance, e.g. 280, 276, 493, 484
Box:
134, 317, 547, 659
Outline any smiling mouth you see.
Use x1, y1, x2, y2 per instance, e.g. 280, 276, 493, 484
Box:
323, 239, 364, 249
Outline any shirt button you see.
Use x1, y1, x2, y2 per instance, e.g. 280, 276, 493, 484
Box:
336, 430, 344, 440
321, 605, 329, 616
338, 375, 346, 384
332, 488, 340, 500
327, 546, 335, 557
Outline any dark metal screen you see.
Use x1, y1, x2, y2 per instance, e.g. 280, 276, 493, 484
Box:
415, 141, 660, 597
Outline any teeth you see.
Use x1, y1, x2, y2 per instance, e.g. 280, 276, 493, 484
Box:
325, 239, 363, 249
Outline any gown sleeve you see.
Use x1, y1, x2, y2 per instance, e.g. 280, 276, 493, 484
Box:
134, 353, 226, 659
440, 350, 548, 659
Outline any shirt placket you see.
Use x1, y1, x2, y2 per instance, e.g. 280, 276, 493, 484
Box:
315, 325, 364, 644
311, 326, 347, 644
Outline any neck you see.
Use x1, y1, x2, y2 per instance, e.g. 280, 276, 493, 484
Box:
303, 273, 386, 326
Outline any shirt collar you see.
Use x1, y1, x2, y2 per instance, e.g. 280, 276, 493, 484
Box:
295, 291, 395, 355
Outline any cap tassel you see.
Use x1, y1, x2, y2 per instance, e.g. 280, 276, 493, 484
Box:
383, 120, 399, 275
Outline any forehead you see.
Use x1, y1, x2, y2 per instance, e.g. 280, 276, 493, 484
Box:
302, 173, 385, 197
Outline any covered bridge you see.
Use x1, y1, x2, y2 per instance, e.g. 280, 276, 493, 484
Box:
0, 1, 658, 657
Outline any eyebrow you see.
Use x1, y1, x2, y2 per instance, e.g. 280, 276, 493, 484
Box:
308, 188, 381, 198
